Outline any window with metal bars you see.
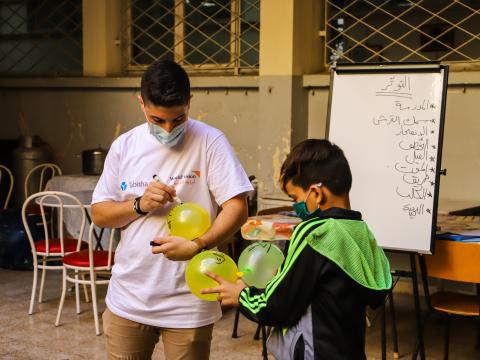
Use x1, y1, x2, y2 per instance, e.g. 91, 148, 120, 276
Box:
0, 0, 82, 76
122, 0, 259, 74
324, 0, 480, 69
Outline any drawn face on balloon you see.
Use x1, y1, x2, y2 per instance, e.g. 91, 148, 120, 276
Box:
186, 251, 238, 301
213, 253, 226, 265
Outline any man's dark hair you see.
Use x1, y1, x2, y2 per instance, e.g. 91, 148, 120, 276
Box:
280, 139, 352, 196
141, 60, 190, 107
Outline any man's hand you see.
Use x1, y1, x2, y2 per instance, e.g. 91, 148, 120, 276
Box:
201, 271, 247, 306
140, 181, 177, 212
151, 235, 200, 261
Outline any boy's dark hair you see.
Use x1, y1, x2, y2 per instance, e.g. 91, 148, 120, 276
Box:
280, 139, 352, 196
141, 60, 190, 107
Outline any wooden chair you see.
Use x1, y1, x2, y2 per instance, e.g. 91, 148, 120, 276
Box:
22, 191, 87, 314
56, 223, 116, 335
0, 164, 13, 209
420, 240, 480, 359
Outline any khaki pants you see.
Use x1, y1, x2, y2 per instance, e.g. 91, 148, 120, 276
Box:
102, 308, 213, 360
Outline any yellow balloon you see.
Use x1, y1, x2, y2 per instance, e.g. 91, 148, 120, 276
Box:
185, 251, 238, 301
167, 202, 211, 240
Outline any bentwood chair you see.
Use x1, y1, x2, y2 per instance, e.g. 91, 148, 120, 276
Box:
420, 240, 480, 359
0, 164, 14, 209
56, 223, 116, 335
24, 164, 62, 230
24, 163, 62, 199
22, 191, 87, 315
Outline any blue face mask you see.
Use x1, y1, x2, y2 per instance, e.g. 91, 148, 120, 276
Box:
148, 121, 186, 147
293, 184, 323, 221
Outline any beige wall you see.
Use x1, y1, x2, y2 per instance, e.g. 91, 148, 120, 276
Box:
439, 85, 480, 203
0, 81, 259, 179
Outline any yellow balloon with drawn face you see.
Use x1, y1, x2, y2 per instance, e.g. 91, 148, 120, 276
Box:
185, 251, 238, 301
167, 202, 211, 240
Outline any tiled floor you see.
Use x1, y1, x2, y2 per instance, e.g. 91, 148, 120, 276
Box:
0, 268, 478, 359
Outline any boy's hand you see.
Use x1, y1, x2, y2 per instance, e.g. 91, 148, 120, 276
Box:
151, 235, 200, 260
201, 271, 247, 306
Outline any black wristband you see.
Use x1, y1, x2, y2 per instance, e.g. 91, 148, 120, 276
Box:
133, 196, 148, 215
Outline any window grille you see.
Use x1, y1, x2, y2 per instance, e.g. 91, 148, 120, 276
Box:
0, 0, 82, 76
122, 0, 260, 74
324, 0, 480, 69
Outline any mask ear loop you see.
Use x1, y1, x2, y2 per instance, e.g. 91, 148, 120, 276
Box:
314, 183, 323, 209
303, 183, 323, 210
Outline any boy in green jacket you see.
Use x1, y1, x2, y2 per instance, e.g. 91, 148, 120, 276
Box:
203, 139, 392, 359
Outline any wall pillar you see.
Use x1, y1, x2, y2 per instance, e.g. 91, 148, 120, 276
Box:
82, 0, 121, 76
256, 0, 322, 204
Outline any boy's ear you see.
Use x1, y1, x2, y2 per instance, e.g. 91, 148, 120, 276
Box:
311, 184, 325, 206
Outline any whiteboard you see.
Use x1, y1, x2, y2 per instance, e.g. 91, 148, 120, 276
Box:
327, 63, 448, 254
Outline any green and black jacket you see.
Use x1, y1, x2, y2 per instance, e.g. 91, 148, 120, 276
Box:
238, 207, 392, 360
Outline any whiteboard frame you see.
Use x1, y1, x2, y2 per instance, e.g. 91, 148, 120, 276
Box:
326, 62, 449, 254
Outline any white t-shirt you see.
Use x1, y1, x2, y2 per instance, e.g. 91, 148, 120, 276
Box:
92, 119, 253, 328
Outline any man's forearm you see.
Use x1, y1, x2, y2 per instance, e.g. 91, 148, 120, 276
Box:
92, 199, 140, 228
194, 195, 248, 251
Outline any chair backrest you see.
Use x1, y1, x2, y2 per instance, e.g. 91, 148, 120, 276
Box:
21, 191, 86, 257
0, 165, 14, 209
257, 205, 294, 216
24, 163, 62, 199
87, 222, 116, 271
424, 240, 480, 283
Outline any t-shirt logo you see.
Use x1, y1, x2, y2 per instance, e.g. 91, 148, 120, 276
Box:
120, 181, 127, 191
169, 171, 200, 185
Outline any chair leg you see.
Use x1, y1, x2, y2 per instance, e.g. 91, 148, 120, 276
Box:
444, 315, 450, 360
28, 264, 38, 314
254, 323, 261, 340
80, 273, 90, 303
381, 301, 386, 360
74, 270, 81, 314
413, 310, 434, 360
476, 317, 480, 351
366, 312, 372, 328
90, 272, 101, 335
38, 259, 47, 303
55, 267, 68, 327
261, 325, 268, 360
389, 291, 399, 359
232, 307, 240, 338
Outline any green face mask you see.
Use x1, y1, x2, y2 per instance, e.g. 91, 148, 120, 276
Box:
292, 183, 323, 221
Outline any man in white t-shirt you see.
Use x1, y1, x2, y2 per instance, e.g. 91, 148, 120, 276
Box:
92, 60, 253, 359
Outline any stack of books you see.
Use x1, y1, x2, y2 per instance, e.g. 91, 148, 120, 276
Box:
436, 211, 480, 242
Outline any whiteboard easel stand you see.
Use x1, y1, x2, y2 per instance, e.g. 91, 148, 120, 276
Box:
326, 62, 450, 360
384, 251, 427, 360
